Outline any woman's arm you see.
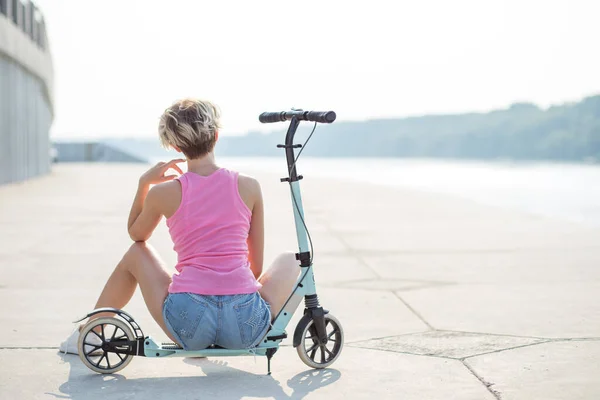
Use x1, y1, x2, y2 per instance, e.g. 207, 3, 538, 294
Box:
127, 159, 184, 242
127, 183, 150, 234
246, 179, 265, 279
128, 185, 163, 242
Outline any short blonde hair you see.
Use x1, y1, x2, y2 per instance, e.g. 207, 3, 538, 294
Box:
158, 98, 221, 159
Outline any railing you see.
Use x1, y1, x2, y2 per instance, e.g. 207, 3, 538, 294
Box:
0, 0, 47, 50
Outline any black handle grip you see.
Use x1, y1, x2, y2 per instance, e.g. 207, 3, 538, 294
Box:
259, 112, 287, 123
259, 110, 336, 124
306, 111, 336, 123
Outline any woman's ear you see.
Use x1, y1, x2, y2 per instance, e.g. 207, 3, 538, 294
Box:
173, 146, 182, 153
215, 131, 219, 142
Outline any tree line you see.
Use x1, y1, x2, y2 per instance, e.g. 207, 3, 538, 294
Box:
105, 94, 600, 162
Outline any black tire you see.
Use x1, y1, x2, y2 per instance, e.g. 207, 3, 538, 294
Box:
297, 314, 344, 369
78, 317, 135, 374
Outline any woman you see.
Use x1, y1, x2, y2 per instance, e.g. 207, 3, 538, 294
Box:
60, 98, 299, 353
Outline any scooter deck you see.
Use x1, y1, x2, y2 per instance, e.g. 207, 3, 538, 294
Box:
144, 338, 272, 358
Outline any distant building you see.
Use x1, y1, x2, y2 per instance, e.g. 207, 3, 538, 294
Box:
0, 0, 53, 184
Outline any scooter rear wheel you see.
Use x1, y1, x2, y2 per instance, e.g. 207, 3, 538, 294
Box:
297, 313, 344, 369
78, 317, 135, 374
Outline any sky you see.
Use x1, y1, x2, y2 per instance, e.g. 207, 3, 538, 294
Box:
33, 0, 600, 139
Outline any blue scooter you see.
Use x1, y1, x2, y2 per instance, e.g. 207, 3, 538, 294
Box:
76, 110, 344, 375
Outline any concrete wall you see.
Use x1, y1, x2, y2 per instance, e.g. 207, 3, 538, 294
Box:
54, 142, 146, 163
0, 1, 54, 184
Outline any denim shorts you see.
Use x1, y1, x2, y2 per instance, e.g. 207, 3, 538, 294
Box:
162, 292, 271, 350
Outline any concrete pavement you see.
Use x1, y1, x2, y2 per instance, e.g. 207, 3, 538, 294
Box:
0, 163, 599, 399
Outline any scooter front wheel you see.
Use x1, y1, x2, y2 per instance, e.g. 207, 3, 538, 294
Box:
297, 313, 344, 369
78, 317, 135, 374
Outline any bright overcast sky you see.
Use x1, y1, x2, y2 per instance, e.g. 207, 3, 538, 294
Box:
34, 0, 600, 139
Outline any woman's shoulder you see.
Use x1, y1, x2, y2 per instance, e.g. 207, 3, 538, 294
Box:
235, 172, 261, 190
148, 179, 183, 218
230, 171, 262, 207
152, 178, 183, 194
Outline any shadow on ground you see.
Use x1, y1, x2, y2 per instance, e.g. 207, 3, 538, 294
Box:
48, 353, 341, 399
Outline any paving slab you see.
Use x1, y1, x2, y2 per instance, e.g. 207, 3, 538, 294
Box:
350, 330, 546, 359
308, 255, 378, 285
326, 278, 451, 292
1, 163, 600, 399
298, 178, 600, 253
466, 340, 600, 400
399, 282, 600, 338
0, 287, 169, 348
0, 347, 496, 400
299, 287, 429, 342
362, 249, 600, 285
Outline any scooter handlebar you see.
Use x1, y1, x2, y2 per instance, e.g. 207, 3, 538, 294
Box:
259, 110, 336, 124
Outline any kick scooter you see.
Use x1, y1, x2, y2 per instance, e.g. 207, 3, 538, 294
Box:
75, 109, 343, 375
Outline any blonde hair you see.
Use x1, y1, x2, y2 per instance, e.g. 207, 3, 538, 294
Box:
158, 98, 221, 159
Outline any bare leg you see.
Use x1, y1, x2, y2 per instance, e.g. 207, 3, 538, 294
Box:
88, 242, 178, 343
258, 252, 301, 318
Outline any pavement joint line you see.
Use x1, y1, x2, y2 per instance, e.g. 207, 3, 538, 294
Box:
447, 330, 600, 342
393, 291, 435, 330
393, 282, 458, 292
313, 216, 383, 279
345, 329, 434, 345
347, 337, 552, 362
345, 328, 547, 346
347, 334, 600, 363
462, 360, 502, 400
443, 329, 550, 341
5, 338, 598, 354
344, 343, 460, 361
460, 340, 552, 361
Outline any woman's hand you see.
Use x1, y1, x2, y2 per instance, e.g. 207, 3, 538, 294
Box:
139, 159, 185, 187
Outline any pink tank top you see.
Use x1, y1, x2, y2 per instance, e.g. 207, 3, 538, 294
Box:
166, 168, 261, 295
